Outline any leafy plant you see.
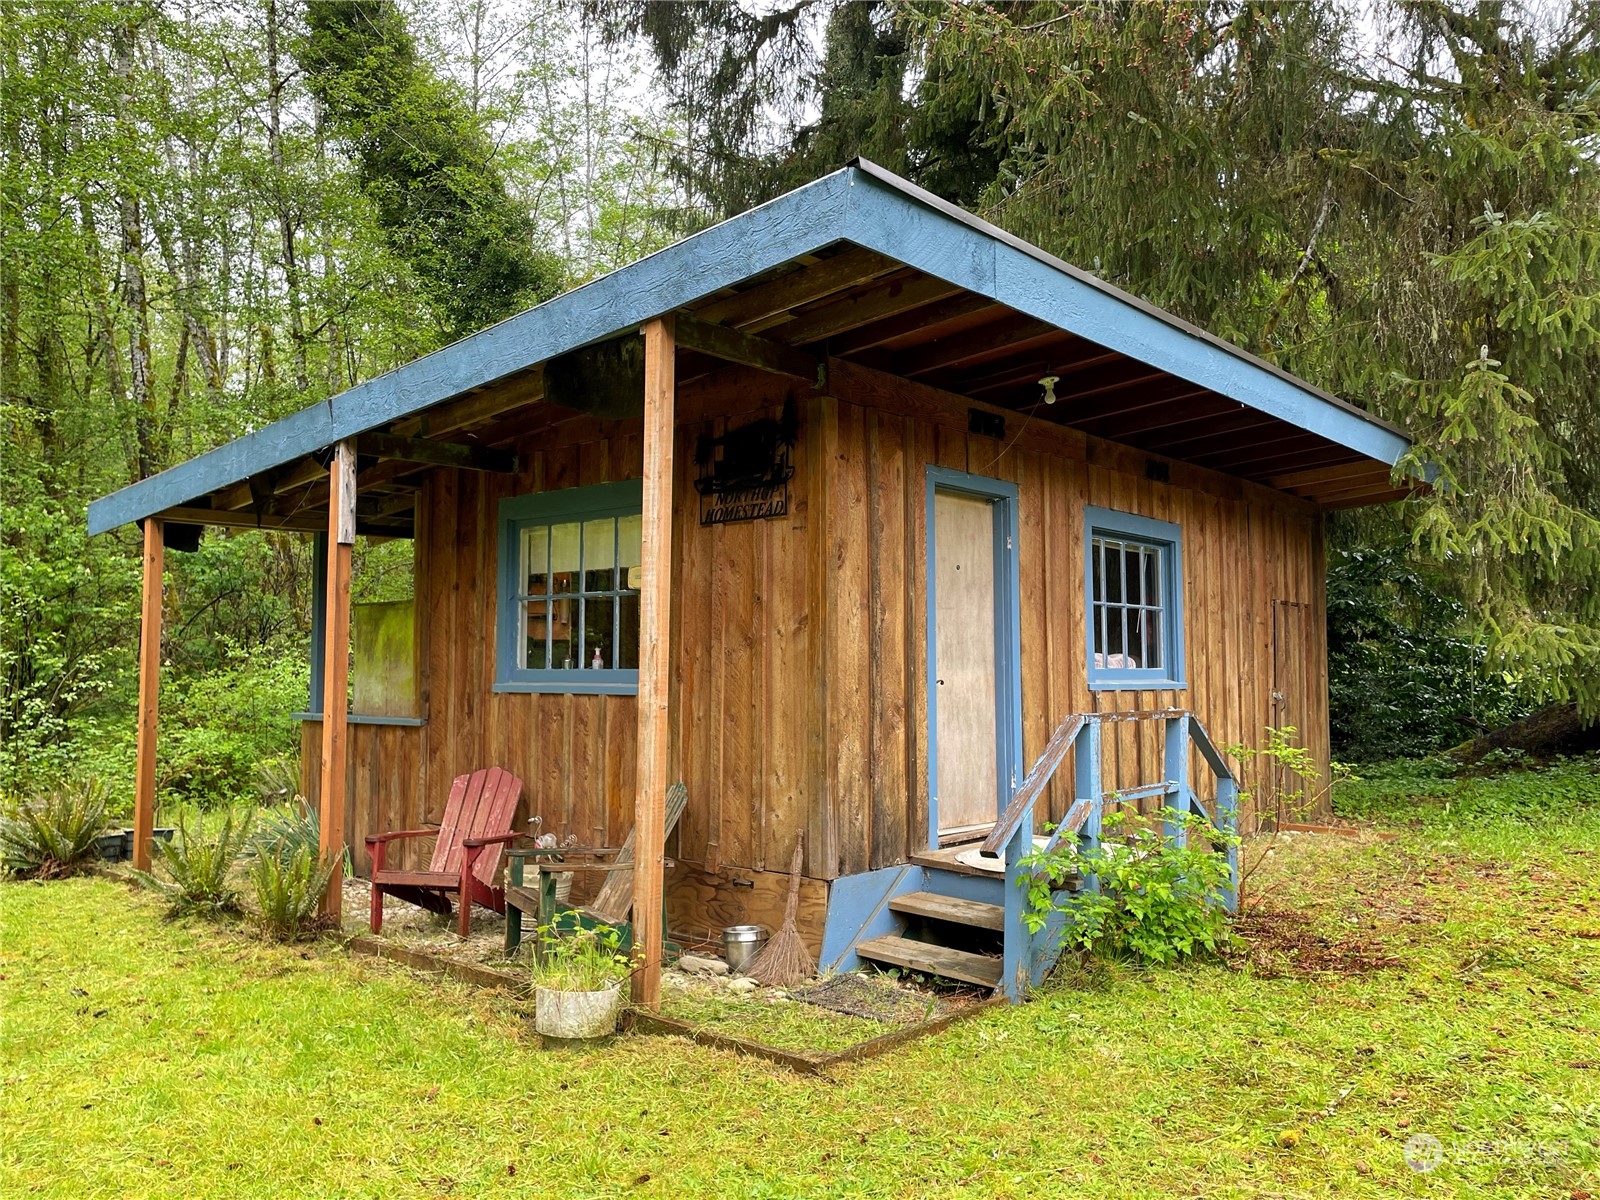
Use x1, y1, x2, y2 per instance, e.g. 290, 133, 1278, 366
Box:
158, 652, 308, 809
249, 843, 337, 941
1019, 808, 1238, 965
0, 778, 113, 879
253, 754, 302, 807
530, 924, 633, 992
1326, 543, 1527, 760
149, 808, 253, 916
247, 798, 319, 864
1225, 726, 1338, 828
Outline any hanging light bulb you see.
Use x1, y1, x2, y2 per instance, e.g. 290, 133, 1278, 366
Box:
1040, 375, 1060, 405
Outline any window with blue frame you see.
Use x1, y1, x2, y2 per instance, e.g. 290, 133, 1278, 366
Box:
496, 480, 643, 694
1083, 506, 1185, 690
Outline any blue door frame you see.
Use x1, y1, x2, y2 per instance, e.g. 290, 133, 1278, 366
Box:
924, 466, 1024, 850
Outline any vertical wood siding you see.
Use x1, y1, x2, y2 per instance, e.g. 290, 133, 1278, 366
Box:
303, 371, 1330, 930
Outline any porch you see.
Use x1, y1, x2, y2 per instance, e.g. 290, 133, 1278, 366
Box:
823, 708, 1240, 1000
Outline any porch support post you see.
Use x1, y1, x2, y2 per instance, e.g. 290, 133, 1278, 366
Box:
633, 314, 676, 1009
318, 439, 356, 920
1163, 713, 1191, 844
131, 517, 163, 872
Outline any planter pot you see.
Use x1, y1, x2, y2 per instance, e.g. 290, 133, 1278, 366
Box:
535, 984, 624, 1042
152, 828, 176, 843
95, 831, 131, 863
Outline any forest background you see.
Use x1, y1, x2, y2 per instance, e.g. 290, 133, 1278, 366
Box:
3, 0, 1596, 812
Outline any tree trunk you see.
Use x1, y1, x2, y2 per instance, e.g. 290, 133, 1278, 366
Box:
266, 0, 309, 393
77, 192, 134, 473
114, 18, 157, 479
1448, 704, 1600, 765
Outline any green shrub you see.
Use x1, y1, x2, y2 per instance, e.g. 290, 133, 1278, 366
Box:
249, 843, 337, 941
159, 649, 308, 809
150, 808, 253, 916
1326, 543, 1526, 760
1020, 808, 1238, 964
530, 924, 633, 991
0, 779, 113, 879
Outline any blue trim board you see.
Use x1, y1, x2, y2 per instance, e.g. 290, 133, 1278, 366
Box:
308, 532, 328, 713
923, 467, 1024, 849
291, 713, 427, 727
1082, 504, 1187, 691
89, 161, 1409, 535
819, 865, 923, 974
494, 480, 644, 695
87, 172, 855, 535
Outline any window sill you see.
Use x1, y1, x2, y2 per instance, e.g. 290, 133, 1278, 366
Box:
291, 712, 427, 727
492, 680, 640, 696
1086, 679, 1187, 693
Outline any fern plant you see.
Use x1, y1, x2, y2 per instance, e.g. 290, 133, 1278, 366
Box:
247, 798, 320, 866
151, 808, 253, 916
246, 798, 353, 880
0, 779, 113, 879
253, 754, 302, 806
249, 843, 337, 941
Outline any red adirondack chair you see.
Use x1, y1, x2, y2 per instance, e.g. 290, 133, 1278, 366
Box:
366, 767, 523, 937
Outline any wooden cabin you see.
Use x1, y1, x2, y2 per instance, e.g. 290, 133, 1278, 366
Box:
89, 161, 1418, 1001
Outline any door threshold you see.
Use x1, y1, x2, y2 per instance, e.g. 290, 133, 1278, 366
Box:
936, 825, 995, 848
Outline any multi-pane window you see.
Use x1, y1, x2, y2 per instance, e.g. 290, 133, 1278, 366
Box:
496, 480, 643, 694
1091, 536, 1165, 672
517, 515, 642, 671
1084, 507, 1185, 689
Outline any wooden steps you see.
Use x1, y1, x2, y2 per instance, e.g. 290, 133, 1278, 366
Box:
909, 848, 1004, 879
889, 891, 1004, 932
856, 934, 1002, 988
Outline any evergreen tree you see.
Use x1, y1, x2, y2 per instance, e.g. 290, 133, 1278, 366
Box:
300, 0, 563, 337
621, 0, 1600, 720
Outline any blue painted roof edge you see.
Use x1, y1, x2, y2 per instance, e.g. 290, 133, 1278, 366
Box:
89, 161, 1410, 534
841, 160, 1411, 465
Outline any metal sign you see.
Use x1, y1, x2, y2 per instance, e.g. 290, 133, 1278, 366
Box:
694, 398, 798, 526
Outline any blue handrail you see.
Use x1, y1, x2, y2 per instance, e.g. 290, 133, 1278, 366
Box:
993, 709, 1240, 1000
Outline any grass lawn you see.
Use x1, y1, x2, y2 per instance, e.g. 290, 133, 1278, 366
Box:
3, 756, 1598, 1198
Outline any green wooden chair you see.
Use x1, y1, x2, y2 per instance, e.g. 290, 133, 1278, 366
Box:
504, 781, 689, 956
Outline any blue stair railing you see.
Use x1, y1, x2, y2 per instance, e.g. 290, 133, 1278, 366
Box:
981, 709, 1240, 1001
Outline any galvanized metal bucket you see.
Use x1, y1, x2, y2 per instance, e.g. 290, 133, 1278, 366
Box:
722, 924, 768, 974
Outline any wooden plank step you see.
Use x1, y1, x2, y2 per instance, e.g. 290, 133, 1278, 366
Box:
856, 935, 1002, 988
889, 891, 1004, 932
909, 849, 1004, 879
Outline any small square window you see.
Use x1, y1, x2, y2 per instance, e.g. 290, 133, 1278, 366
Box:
496, 481, 643, 694
1084, 506, 1184, 690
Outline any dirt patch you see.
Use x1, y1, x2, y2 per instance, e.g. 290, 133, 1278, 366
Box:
792, 973, 950, 1024
339, 877, 515, 966
1227, 907, 1405, 978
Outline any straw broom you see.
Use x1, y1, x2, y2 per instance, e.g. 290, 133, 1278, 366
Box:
745, 833, 814, 986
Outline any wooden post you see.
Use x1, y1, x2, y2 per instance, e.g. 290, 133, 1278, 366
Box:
132, 517, 163, 872
318, 440, 356, 920
633, 315, 675, 1009
1162, 713, 1190, 846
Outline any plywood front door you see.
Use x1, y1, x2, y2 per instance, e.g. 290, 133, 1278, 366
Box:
931, 489, 1001, 838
